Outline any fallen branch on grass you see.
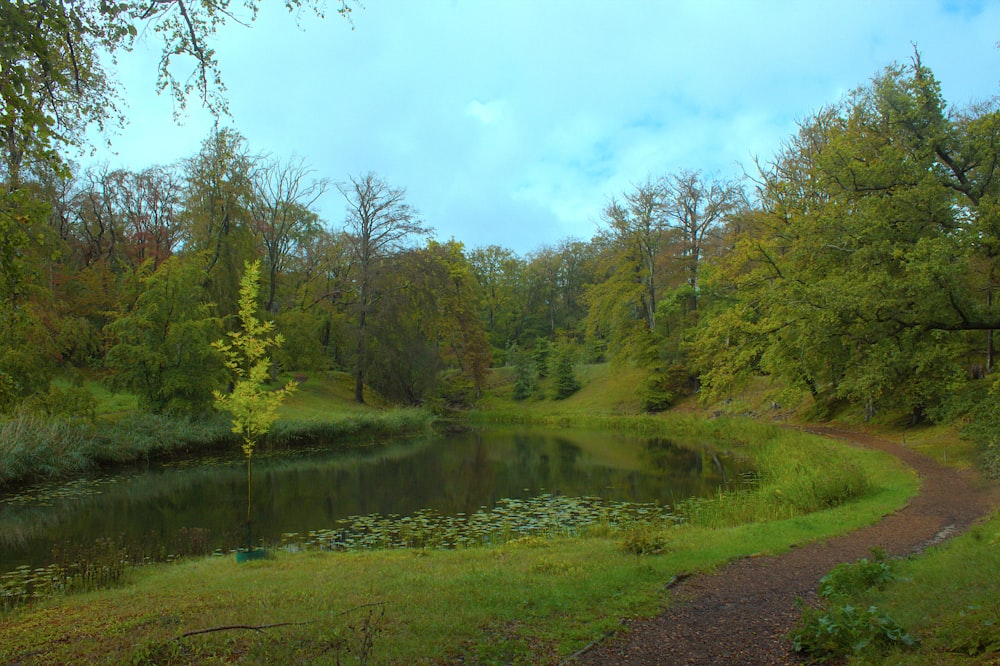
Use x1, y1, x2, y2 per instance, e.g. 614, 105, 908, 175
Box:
175, 601, 387, 640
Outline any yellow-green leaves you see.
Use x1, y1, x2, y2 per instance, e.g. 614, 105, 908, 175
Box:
212, 260, 296, 457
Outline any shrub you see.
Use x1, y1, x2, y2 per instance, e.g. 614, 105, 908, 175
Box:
639, 365, 695, 413
791, 550, 918, 663
507, 344, 537, 401
618, 523, 669, 555
550, 345, 581, 400
791, 601, 918, 662
817, 547, 893, 598
21, 385, 97, 421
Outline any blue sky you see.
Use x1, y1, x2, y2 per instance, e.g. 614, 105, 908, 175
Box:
90, 0, 1000, 255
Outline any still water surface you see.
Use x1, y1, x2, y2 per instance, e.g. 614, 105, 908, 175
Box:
0, 428, 747, 572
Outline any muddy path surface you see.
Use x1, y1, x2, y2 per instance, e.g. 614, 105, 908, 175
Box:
573, 428, 1000, 665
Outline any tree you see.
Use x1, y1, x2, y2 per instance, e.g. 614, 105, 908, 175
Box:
68, 163, 183, 272
338, 172, 430, 403
508, 343, 537, 400
468, 244, 525, 349
417, 240, 492, 397
1, 0, 125, 185
600, 180, 669, 329
105, 256, 224, 414
585, 181, 670, 364
550, 342, 581, 400
212, 259, 297, 553
248, 155, 328, 315
1, 0, 355, 183
663, 170, 741, 309
694, 55, 1000, 420
181, 127, 257, 318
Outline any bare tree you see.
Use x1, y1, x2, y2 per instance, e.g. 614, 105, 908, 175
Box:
338, 172, 430, 403
249, 155, 328, 314
663, 170, 741, 309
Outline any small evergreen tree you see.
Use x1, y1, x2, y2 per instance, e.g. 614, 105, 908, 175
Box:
533, 338, 552, 378
551, 344, 581, 400
510, 343, 537, 401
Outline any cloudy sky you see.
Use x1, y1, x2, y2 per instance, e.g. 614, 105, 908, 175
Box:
91, 0, 999, 255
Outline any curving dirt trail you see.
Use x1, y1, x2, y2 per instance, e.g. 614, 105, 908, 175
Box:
573, 428, 1000, 665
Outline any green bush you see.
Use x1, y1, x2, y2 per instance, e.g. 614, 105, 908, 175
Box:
639, 365, 695, 413
791, 601, 918, 662
507, 344, 537, 401
21, 385, 97, 421
791, 550, 918, 663
618, 523, 669, 555
550, 345, 581, 400
433, 370, 477, 409
817, 547, 893, 598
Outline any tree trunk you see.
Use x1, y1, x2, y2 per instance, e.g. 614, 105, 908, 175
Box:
354, 307, 367, 404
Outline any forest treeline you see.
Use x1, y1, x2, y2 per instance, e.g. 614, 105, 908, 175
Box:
2, 2, 1000, 470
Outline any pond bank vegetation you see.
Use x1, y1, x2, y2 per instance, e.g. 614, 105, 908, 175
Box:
0, 397, 918, 663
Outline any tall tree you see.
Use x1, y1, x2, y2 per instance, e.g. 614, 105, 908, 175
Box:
248, 155, 328, 315
181, 127, 257, 318
663, 170, 741, 309
419, 240, 493, 397
694, 56, 1000, 420
468, 244, 525, 348
338, 172, 430, 403
585, 180, 669, 363
105, 256, 224, 414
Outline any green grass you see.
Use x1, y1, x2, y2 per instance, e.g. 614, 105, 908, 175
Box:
0, 372, 432, 489
474, 362, 646, 420
0, 417, 918, 664
2, 363, 988, 664
822, 510, 1000, 665
278, 371, 374, 418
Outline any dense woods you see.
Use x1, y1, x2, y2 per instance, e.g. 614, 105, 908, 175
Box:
2, 2, 1000, 470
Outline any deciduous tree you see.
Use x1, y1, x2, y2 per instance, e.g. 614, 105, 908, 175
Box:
338, 172, 430, 403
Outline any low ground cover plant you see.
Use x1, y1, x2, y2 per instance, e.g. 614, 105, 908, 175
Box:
791, 548, 919, 663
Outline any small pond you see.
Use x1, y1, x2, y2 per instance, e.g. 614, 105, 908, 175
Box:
0, 428, 750, 574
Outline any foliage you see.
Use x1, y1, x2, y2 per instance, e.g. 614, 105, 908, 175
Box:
791, 601, 918, 663
791, 549, 918, 663
693, 56, 1000, 422
817, 547, 894, 597
338, 172, 431, 403
533, 337, 552, 378
20, 385, 97, 421
960, 382, 1000, 478
412, 240, 493, 398
181, 127, 258, 319
618, 522, 670, 555
508, 343, 538, 401
272, 307, 329, 372
639, 364, 695, 413
105, 256, 224, 414
212, 260, 297, 458
550, 343, 582, 400
1, 1, 355, 183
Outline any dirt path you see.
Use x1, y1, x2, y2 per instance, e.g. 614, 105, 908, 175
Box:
573, 428, 1000, 665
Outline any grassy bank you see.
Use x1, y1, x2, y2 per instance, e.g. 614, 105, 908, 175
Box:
0, 372, 433, 490
0, 413, 917, 664
9, 363, 990, 664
